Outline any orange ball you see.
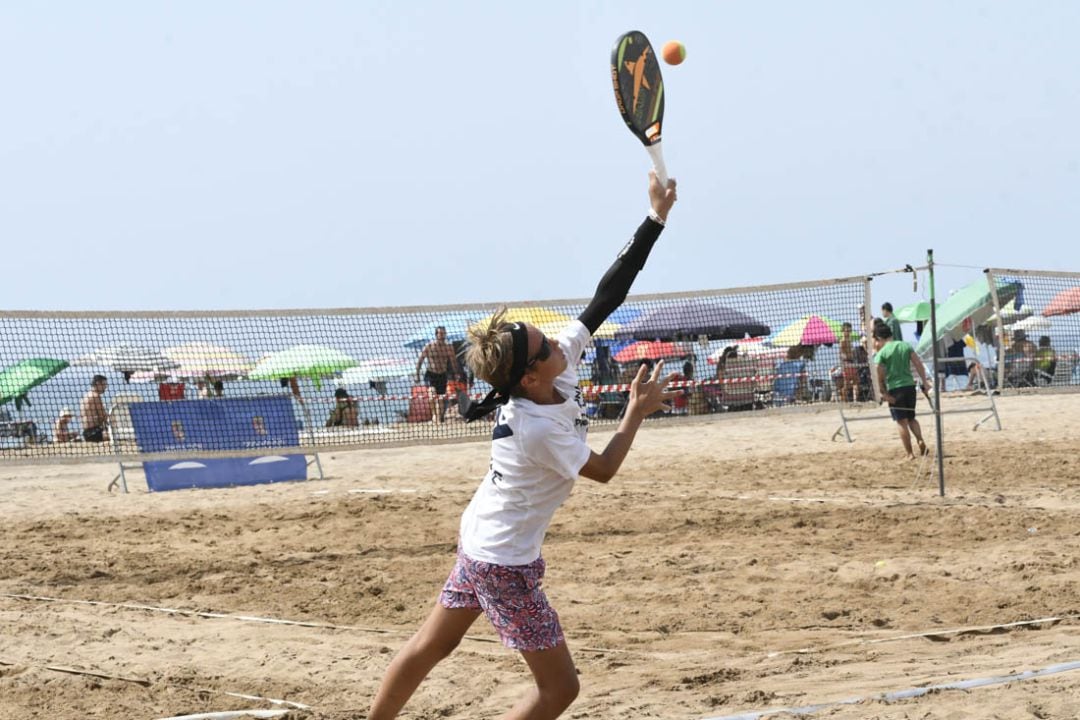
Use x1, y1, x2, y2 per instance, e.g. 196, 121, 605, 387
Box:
661, 40, 686, 66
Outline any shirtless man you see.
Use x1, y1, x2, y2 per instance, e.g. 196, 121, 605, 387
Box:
416, 326, 461, 423
80, 374, 110, 442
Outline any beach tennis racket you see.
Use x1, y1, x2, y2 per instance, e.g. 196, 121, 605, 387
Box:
611, 30, 668, 184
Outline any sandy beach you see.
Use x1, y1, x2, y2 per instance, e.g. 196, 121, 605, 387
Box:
2, 392, 1079, 719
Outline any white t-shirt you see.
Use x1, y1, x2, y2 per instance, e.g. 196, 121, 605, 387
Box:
459, 320, 593, 566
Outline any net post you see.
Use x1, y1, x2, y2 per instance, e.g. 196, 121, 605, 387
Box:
973, 363, 1002, 430
863, 278, 881, 404
984, 269, 1008, 392
297, 399, 323, 481
107, 402, 130, 493
926, 250, 945, 497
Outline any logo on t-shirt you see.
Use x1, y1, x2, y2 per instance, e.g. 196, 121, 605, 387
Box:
492, 409, 514, 440
572, 387, 589, 430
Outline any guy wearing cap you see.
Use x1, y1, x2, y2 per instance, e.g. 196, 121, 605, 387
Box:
53, 408, 77, 443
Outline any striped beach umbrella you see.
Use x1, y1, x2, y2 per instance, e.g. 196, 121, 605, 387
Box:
771, 315, 845, 347
75, 345, 180, 374
477, 307, 576, 339
163, 342, 253, 380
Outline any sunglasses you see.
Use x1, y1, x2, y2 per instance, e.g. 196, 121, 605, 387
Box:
526, 336, 552, 368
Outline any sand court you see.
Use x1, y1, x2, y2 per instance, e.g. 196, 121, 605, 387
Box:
2, 393, 1079, 719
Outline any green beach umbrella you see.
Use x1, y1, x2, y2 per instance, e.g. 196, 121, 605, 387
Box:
0, 358, 70, 410
915, 278, 1021, 356
249, 345, 357, 389
894, 300, 935, 323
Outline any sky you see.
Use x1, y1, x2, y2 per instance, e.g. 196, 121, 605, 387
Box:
2, 2, 1078, 313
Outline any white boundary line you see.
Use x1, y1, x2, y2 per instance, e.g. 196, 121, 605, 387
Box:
702, 659, 1080, 720
765, 614, 1077, 657
6, 593, 1073, 661
155, 712, 292, 720
0, 656, 311, 711
0, 593, 652, 657
604, 488, 1054, 511
7, 593, 1079, 718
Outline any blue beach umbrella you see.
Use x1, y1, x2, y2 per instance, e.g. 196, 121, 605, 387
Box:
403, 312, 481, 350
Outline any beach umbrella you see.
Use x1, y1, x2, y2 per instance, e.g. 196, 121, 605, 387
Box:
0, 358, 69, 410
894, 301, 934, 323
771, 315, 845, 347
986, 298, 1033, 326
1009, 315, 1052, 335
403, 312, 482, 350
591, 306, 646, 341
583, 340, 633, 364
477, 307, 576, 338
1042, 286, 1080, 317
248, 345, 357, 389
74, 344, 180, 381
163, 342, 253, 380
707, 338, 787, 364
613, 301, 770, 341
915, 277, 1022, 356
613, 341, 686, 364
340, 358, 415, 385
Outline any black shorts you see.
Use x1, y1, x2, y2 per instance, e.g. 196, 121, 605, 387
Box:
424, 371, 448, 395
888, 385, 917, 422
83, 426, 105, 442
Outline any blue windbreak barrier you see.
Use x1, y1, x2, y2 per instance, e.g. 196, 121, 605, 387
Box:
130, 396, 306, 492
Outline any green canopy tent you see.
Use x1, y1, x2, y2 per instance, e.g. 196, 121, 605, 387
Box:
915, 278, 1022, 357
0, 358, 70, 411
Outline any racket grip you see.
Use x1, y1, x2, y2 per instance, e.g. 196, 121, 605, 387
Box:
646, 142, 669, 186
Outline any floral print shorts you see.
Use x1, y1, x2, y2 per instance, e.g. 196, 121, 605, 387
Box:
440, 552, 565, 651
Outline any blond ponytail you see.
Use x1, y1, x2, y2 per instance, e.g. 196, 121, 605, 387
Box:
465, 307, 517, 391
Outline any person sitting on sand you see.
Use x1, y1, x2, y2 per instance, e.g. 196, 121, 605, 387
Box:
53, 408, 78, 443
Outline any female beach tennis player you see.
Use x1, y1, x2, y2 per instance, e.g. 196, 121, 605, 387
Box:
367, 171, 677, 720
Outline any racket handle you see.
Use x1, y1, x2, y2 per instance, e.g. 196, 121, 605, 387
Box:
646, 142, 669, 186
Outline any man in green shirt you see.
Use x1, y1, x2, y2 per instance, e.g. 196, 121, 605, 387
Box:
881, 302, 903, 342
873, 323, 931, 459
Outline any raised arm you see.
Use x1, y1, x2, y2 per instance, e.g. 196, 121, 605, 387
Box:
578, 172, 677, 334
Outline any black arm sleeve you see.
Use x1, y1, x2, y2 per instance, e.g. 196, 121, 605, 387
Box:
578, 216, 665, 334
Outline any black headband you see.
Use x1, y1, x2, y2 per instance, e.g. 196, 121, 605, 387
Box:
460, 322, 529, 422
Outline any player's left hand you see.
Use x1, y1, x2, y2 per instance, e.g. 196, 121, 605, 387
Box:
648, 171, 677, 221
627, 359, 678, 418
